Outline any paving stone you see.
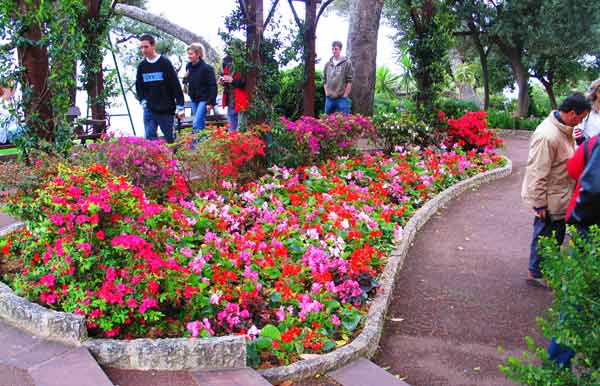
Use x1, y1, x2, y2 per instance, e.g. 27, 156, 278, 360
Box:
0, 324, 39, 358
0, 363, 35, 386
328, 358, 410, 386
28, 347, 113, 386
103, 368, 197, 386
3, 341, 71, 370
193, 368, 272, 386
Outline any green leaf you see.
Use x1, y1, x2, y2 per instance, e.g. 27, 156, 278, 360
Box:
260, 324, 281, 340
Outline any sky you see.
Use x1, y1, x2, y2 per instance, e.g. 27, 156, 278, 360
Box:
146, 0, 398, 70
106, 0, 399, 136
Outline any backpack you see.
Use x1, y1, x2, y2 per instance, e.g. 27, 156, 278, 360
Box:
568, 137, 600, 225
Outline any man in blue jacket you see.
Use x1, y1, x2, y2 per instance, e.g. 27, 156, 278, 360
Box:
135, 34, 184, 144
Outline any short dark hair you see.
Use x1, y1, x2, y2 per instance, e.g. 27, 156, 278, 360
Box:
332, 41, 343, 49
139, 34, 156, 45
559, 92, 592, 114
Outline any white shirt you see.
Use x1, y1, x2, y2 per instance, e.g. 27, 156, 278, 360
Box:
0, 98, 19, 144
145, 54, 161, 64
579, 109, 600, 139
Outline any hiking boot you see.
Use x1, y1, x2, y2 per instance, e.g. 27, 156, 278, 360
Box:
527, 272, 548, 288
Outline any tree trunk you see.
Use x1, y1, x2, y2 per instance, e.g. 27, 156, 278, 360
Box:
114, 4, 220, 64
17, 0, 54, 141
480, 52, 490, 110
496, 41, 529, 117
470, 29, 489, 110
245, 0, 263, 108
347, 0, 384, 116
540, 78, 558, 110
84, 0, 106, 121
303, 0, 318, 117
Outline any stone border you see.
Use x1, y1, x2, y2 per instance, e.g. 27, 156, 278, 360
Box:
259, 157, 513, 384
0, 222, 246, 370
0, 159, 511, 373
83, 335, 246, 370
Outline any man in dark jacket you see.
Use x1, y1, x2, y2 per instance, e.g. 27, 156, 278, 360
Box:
135, 34, 184, 144
183, 43, 217, 133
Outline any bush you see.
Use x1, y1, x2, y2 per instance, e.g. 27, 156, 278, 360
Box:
2, 164, 195, 338
280, 114, 376, 165
174, 127, 267, 193
487, 111, 543, 131
442, 111, 503, 151
371, 112, 436, 152
436, 97, 480, 119
71, 136, 179, 202
500, 227, 600, 385
273, 66, 326, 120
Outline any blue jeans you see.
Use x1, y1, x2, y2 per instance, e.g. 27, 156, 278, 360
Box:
190, 101, 207, 132
143, 107, 175, 144
227, 107, 239, 131
548, 337, 575, 369
325, 96, 351, 115
528, 216, 565, 278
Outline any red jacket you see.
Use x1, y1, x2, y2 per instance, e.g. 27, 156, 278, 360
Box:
566, 135, 598, 220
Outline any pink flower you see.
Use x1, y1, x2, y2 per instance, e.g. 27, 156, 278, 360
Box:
40, 273, 55, 287
331, 314, 341, 326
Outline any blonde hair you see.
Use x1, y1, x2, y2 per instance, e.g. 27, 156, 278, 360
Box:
187, 43, 204, 59
586, 78, 600, 112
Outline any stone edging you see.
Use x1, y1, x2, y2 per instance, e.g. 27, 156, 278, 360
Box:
0, 158, 511, 373
0, 222, 246, 370
258, 157, 513, 384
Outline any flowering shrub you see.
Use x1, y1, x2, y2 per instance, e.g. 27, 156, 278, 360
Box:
2, 164, 199, 338
71, 136, 179, 202
1, 146, 505, 367
281, 114, 377, 165
371, 112, 436, 152
441, 111, 503, 151
175, 127, 267, 194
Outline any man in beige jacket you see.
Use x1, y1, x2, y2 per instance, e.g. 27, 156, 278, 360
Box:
522, 93, 591, 287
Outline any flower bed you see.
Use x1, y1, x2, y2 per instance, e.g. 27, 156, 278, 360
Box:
0, 145, 504, 367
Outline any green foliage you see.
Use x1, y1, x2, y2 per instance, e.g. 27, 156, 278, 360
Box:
265, 121, 306, 169
500, 227, 600, 385
272, 66, 325, 121
436, 97, 480, 119
220, 7, 303, 125
371, 112, 435, 152
384, 0, 455, 121
486, 111, 543, 131
373, 66, 403, 114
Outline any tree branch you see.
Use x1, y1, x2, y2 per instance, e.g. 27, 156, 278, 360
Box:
264, 0, 280, 28
238, 0, 248, 20
113, 4, 220, 64
287, 0, 302, 28
316, 0, 335, 26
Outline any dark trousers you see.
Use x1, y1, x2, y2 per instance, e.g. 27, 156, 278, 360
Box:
143, 107, 175, 144
547, 224, 590, 369
528, 216, 565, 278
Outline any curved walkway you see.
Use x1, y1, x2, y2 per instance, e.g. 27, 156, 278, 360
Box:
372, 135, 553, 386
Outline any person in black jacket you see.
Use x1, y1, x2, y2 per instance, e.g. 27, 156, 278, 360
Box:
183, 43, 217, 135
135, 34, 184, 144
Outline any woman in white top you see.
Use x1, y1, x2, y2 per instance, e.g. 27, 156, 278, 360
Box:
575, 78, 600, 143
0, 82, 19, 144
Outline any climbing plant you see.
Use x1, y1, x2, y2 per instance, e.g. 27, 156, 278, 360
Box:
0, 0, 88, 154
